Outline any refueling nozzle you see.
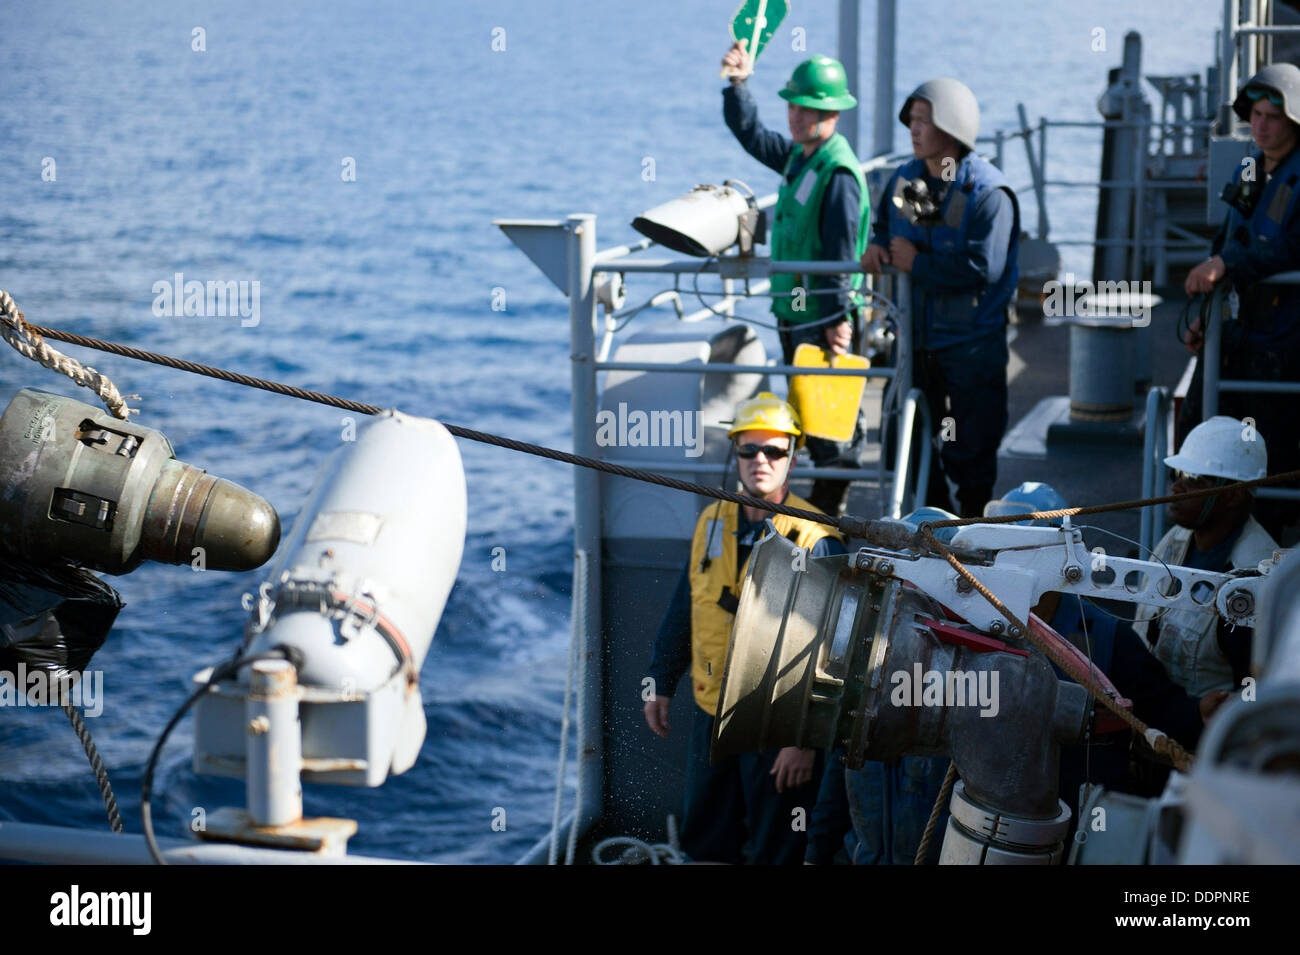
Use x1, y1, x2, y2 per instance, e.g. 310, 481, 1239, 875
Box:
0, 388, 279, 574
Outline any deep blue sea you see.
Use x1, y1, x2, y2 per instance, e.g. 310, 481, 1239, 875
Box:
0, 0, 1220, 862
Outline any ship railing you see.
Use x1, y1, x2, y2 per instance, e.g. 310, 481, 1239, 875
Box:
1218, 0, 1300, 130
1141, 270, 1300, 550
1140, 386, 1175, 555
995, 113, 1219, 289
1199, 270, 1300, 506
589, 251, 929, 517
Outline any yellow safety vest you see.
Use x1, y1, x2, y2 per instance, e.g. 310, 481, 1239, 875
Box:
687, 494, 841, 715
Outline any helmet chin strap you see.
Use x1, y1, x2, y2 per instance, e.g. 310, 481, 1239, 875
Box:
1193, 477, 1227, 528
779, 442, 797, 490
799, 114, 831, 147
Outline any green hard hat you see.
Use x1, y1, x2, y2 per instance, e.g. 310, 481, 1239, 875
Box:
778, 55, 857, 111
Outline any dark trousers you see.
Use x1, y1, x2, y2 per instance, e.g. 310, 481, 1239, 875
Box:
913, 331, 1010, 517
1177, 330, 1300, 541
844, 756, 952, 865
681, 703, 823, 864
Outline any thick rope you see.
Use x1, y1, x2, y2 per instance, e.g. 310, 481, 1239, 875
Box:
0, 293, 136, 419
60, 685, 124, 833
926, 472, 1300, 530
914, 761, 957, 865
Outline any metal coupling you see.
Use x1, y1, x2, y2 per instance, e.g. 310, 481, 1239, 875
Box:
1225, 588, 1254, 620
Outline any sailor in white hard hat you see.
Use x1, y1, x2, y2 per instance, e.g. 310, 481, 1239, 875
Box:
984, 483, 1208, 822
1133, 416, 1279, 698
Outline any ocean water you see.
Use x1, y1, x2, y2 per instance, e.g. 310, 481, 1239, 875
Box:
0, 0, 1222, 863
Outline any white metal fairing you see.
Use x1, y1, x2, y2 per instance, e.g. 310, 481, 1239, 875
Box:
195, 411, 466, 787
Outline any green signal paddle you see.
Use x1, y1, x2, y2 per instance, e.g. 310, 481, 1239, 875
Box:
721, 0, 789, 78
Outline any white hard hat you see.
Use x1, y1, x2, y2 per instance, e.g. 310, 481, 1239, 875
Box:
1164, 415, 1268, 482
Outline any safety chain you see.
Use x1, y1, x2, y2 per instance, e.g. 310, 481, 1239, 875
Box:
0, 292, 137, 419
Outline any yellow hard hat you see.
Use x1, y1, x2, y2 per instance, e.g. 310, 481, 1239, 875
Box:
727, 392, 804, 450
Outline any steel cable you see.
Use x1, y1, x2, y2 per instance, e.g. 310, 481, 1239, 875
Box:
25, 321, 1298, 534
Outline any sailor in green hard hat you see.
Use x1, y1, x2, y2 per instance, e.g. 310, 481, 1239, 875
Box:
721, 42, 870, 517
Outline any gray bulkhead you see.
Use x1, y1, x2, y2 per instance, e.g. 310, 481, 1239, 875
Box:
597, 319, 768, 837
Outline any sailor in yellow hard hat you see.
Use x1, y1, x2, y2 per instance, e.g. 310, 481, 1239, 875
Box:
642, 393, 846, 864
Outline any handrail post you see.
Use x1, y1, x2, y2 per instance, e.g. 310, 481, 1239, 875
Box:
1220, 0, 1240, 133
873, 0, 896, 158
1038, 118, 1050, 239
895, 272, 913, 400
914, 393, 932, 517
889, 388, 931, 519
1016, 104, 1050, 241
1202, 290, 1221, 418
566, 213, 603, 838
891, 392, 918, 519
1141, 386, 1170, 554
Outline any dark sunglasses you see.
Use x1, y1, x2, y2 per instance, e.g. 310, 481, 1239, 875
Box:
735, 443, 791, 460
1246, 86, 1284, 106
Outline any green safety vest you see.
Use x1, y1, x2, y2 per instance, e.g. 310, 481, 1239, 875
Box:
770, 133, 870, 325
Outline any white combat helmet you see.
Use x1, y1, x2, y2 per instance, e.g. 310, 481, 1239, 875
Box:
1164, 415, 1268, 482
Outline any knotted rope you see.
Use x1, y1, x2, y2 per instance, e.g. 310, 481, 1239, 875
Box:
0, 291, 137, 419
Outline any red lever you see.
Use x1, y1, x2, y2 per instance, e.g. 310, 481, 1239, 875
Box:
920, 617, 1030, 657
